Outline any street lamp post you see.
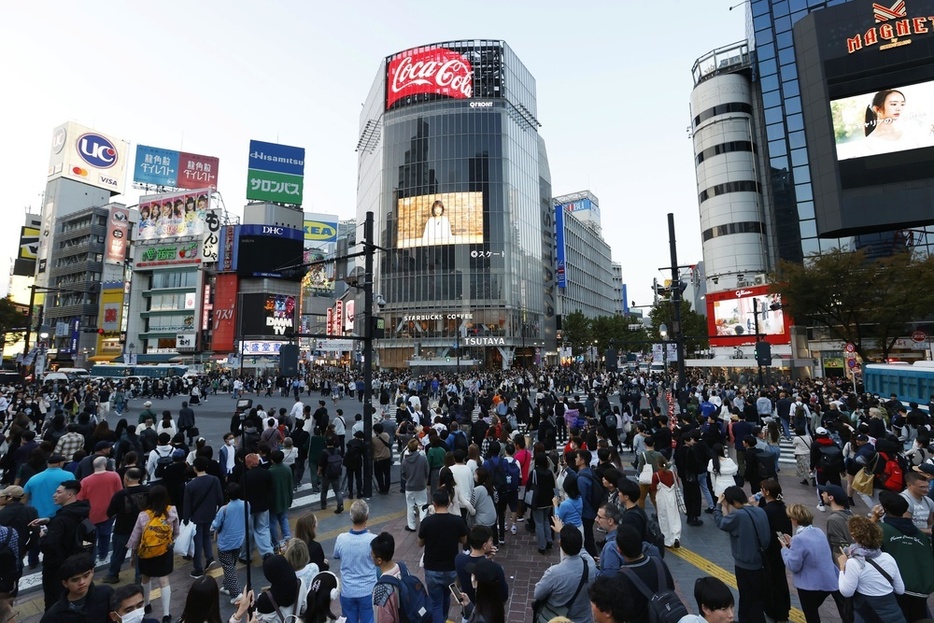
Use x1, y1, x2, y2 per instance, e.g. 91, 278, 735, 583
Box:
659, 323, 669, 387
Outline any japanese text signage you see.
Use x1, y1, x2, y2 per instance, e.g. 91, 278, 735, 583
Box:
136, 242, 201, 267
386, 46, 473, 110
134, 145, 221, 190
104, 206, 130, 265
246, 140, 305, 205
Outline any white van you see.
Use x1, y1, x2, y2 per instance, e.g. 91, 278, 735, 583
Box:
55, 368, 90, 382
649, 362, 666, 374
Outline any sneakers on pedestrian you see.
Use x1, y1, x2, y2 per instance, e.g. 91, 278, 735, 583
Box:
816, 503, 827, 512
516, 516, 524, 522
510, 524, 517, 535
231, 596, 242, 605
498, 538, 505, 545
101, 575, 120, 584
219, 587, 231, 596
190, 571, 204, 579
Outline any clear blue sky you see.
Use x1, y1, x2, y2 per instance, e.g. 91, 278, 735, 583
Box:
0, 0, 746, 307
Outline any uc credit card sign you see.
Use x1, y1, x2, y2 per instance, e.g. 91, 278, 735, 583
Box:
246, 140, 305, 205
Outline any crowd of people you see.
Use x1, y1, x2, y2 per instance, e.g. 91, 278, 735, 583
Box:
0, 366, 931, 623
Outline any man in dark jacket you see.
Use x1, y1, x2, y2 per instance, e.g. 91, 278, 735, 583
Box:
317, 437, 344, 514
0, 485, 38, 568
39, 553, 113, 623
183, 457, 223, 578
177, 402, 196, 448
102, 468, 148, 584
32, 480, 92, 610
240, 453, 273, 561
268, 450, 294, 545
343, 431, 365, 500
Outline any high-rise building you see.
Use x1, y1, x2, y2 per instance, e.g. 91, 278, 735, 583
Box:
356, 40, 555, 369
553, 191, 617, 320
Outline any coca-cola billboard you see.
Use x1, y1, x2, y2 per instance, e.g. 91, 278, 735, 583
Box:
387, 46, 473, 110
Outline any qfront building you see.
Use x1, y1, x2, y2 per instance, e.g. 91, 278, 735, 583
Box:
356, 40, 557, 369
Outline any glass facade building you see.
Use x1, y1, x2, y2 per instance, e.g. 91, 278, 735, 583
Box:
356, 40, 555, 369
746, 0, 933, 261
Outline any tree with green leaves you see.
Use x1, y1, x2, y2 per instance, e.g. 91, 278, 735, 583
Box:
0, 297, 28, 347
770, 248, 934, 362
648, 300, 709, 356
561, 309, 591, 355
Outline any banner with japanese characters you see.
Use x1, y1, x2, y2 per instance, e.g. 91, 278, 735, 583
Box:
134, 145, 220, 190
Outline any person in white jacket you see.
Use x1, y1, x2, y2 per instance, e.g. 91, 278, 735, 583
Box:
707, 443, 739, 498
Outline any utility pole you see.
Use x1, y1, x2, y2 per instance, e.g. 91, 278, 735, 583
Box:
362, 211, 375, 498
667, 213, 686, 391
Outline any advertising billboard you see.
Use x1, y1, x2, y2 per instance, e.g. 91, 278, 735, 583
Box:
47, 122, 129, 195
136, 241, 202, 267
302, 249, 334, 295
831, 81, 934, 160
239, 293, 296, 337
96, 284, 125, 356
246, 140, 305, 205
18, 226, 38, 261
705, 285, 792, 347
133, 144, 220, 190
386, 46, 473, 110
104, 206, 130, 265
219, 225, 239, 272
794, 0, 934, 236
138, 190, 215, 241
555, 204, 567, 289
211, 273, 238, 352
303, 219, 338, 243
396, 192, 483, 248
236, 225, 304, 280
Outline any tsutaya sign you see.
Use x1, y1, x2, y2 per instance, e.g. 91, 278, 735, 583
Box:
464, 336, 506, 346
846, 1, 934, 53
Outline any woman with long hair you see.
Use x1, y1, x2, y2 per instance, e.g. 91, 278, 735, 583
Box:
465, 559, 505, 623
284, 538, 319, 587
529, 454, 557, 554
756, 479, 792, 622
255, 555, 308, 623
128, 484, 179, 623
294, 512, 328, 571
470, 467, 497, 535
178, 575, 222, 623
304, 571, 341, 623
707, 442, 738, 497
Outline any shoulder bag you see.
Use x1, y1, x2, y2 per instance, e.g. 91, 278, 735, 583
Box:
638, 452, 654, 485
531, 556, 589, 623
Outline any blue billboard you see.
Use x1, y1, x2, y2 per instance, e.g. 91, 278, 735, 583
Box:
555, 204, 567, 288
239, 224, 304, 241
247, 140, 305, 176
134, 145, 179, 187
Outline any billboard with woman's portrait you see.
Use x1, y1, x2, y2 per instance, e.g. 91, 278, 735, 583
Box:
138, 189, 213, 241
831, 80, 934, 161
396, 192, 484, 248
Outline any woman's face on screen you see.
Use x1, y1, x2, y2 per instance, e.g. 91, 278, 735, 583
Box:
876, 92, 906, 120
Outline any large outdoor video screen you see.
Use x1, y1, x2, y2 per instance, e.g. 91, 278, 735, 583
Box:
832, 80, 934, 161
396, 192, 484, 249
712, 292, 786, 337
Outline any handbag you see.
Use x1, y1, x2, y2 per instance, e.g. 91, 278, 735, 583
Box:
675, 484, 687, 515
638, 453, 654, 485
852, 466, 875, 495
531, 556, 589, 623
174, 520, 196, 557
524, 469, 537, 506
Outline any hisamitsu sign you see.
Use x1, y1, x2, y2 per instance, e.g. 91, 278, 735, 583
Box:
246, 140, 305, 205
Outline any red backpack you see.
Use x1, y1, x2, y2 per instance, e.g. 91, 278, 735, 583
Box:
877, 451, 905, 492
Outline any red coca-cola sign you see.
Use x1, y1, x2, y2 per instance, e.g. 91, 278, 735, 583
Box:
386, 47, 473, 109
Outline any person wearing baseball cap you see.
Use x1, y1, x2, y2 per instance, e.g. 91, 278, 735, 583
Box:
74, 440, 114, 481
137, 401, 157, 426
0, 485, 38, 569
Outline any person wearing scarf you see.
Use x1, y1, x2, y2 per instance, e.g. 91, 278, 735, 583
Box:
837, 514, 906, 623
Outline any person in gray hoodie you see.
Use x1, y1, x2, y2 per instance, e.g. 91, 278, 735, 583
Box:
400, 438, 429, 532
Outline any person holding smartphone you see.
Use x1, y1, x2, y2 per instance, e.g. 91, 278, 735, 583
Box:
454, 526, 508, 622
779, 503, 849, 623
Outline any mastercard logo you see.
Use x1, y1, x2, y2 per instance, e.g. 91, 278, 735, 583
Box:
72, 166, 89, 177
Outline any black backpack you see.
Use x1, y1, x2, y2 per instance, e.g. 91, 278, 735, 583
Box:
452, 431, 468, 453
579, 471, 608, 511
619, 556, 688, 623
819, 445, 844, 472
0, 528, 21, 594
74, 517, 96, 554
154, 447, 174, 478
325, 449, 343, 480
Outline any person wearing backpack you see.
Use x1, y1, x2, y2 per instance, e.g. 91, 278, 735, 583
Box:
574, 450, 603, 557
317, 436, 344, 514
146, 433, 175, 483
614, 523, 685, 622
811, 427, 844, 512
127, 484, 178, 623
31, 479, 92, 611
372, 531, 427, 623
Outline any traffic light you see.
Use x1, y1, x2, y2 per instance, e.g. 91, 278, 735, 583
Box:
755, 341, 772, 366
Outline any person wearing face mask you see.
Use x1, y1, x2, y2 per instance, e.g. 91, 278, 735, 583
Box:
218, 434, 240, 486
40, 553, 114, 623
108, 584, 160, 623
